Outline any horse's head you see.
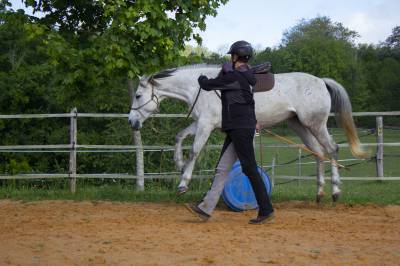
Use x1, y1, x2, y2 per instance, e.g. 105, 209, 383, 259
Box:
128, 69, 176, 129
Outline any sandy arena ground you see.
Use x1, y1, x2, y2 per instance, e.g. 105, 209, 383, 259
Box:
0, 200, 399, 266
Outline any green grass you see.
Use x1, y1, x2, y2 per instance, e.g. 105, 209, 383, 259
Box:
272, 179, 400, 205
254, 127, 400, 177
0, 128, 399, 206
1, 179, 399, 205
0, 184, 204, 203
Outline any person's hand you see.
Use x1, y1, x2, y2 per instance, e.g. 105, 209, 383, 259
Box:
198, 75, 208, 87
256, 123, 262, 133
198, 75, 207, 82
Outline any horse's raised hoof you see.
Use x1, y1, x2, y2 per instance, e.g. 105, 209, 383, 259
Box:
316, 192, 325, 203
177, 186, 188, 196
332, 193, 340, 202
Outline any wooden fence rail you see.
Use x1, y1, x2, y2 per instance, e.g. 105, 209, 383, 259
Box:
1, 111, 400, 119
0, 110, 399, 192
0, 142, 399, 151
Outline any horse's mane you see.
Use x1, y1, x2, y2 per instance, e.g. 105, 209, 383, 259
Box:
148, 64, 219, 86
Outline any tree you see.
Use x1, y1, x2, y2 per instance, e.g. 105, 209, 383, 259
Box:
0, 1, 230, 176
0, 0, 11, 11
252, 47, 292, 73
273, 16, 368, 110
385, 26, 400, 49
24, 0, 229, 76
15, 0, 229, 113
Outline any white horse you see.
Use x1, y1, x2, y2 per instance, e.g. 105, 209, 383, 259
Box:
128, 65, 367, 202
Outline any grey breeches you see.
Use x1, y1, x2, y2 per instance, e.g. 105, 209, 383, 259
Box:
198, 142, 237, 215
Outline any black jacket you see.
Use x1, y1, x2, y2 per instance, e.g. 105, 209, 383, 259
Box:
198, 65, 257, 131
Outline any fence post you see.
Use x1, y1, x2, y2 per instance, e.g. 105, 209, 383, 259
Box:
69, 108, 77, 193
258, 131, 263, 170
376, 116, 384, 181
297, 148, 302, 186
133, 130, 144, 191
271, 157, 276, 187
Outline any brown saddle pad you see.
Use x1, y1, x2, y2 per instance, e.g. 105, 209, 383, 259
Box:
254, 73, 275, 92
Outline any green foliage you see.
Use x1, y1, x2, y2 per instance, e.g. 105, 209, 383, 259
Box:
24, 0, 228, 77
385, 26, 400, 49
254, 18, 400, 113
0, 1, 228, 175
0, 0, 11, 11
3, 158, 31, 175
357, 43, 400, 112
261, 17, 369, 110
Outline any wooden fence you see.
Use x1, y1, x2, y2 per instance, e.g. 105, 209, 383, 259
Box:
0, 110, 399, 192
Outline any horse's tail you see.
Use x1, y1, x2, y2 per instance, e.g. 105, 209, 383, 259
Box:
323, 78, 369, 158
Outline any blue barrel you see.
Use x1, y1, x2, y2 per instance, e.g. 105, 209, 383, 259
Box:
222, 160, 272, 212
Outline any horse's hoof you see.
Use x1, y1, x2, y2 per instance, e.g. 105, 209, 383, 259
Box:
316, 195, 323, 203
177, 187, 188, 196
332, 193, 340, 202
316, 192, 325, 203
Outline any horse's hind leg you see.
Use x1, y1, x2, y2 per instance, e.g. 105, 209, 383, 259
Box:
315, 157, 325, 203
288, 117, 326, 202
174, 122, 197, 171
308, 124, 341, 201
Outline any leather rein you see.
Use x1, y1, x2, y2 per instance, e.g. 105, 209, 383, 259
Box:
186, 87, 221, 120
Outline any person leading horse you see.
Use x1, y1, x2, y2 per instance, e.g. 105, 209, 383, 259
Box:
185, 41, 275, 224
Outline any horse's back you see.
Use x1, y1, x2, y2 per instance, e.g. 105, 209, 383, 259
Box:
254, 72, 331, 127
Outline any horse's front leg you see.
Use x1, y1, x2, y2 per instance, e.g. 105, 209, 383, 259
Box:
174, 122, 197, 171
177, 124, 213, 195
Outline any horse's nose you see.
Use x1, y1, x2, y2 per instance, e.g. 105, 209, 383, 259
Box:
130, 119, 141, 130
133, 120, 141, 130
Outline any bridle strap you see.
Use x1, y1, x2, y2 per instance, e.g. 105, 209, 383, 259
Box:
131, 85, 160, 112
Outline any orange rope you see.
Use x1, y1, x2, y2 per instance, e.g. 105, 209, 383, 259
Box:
263, 129, 349, 171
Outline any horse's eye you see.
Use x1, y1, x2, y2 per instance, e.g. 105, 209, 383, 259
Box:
135, 95, 141, 99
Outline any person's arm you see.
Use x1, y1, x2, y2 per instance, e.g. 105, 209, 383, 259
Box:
198, 73, 238, 91
247, 72, 257, 86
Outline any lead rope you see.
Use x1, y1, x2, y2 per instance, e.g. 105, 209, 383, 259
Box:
263, 129, 349, 171
186, 87, 202, 120
186, 88, 221, 120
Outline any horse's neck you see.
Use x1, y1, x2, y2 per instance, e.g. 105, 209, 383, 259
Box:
159, 67, 219, 106
158, 85, 194, 105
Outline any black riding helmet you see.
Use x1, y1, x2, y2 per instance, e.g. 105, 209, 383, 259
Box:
227, 40, 253, 62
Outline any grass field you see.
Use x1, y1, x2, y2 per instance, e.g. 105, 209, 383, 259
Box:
253, 127, 400, 178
